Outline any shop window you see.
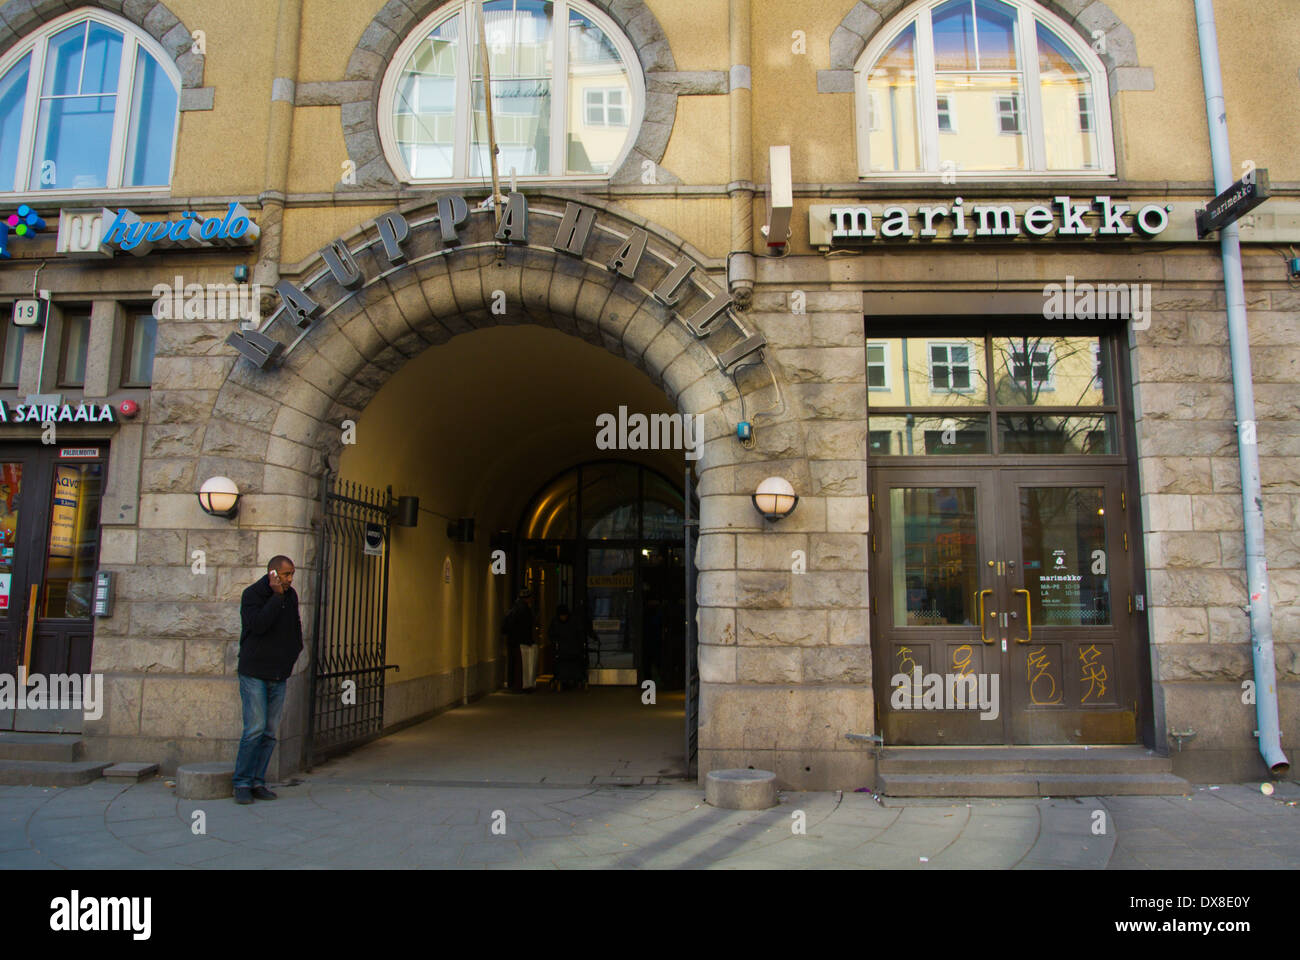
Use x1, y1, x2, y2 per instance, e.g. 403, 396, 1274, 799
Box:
856, 0, 1113, 177
0, 316, 22, 387
382, 0, 644, 182
121, 311, 157, 387
0, 11, 180, 194
42, 461, 104, 619
869, 334, 1120, 457
58, 312, 90, 387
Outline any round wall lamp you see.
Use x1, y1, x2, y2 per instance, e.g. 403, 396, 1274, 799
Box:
197, 476, 240, 519
752, 477, 798, 522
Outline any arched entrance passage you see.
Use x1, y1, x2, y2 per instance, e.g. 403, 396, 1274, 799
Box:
311, 324, 698, 782
212, 196, 738, 777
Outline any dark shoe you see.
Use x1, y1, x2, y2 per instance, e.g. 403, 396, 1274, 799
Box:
251, 785, 278, 800
233, 787, 253, 804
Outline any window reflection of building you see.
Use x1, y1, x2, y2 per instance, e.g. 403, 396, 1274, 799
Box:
868, 335, 1117, 456
386, 0, 638, 182
858, 0, 1109, 176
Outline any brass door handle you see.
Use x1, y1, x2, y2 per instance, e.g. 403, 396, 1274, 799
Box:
977, 589, 993, 644
1014, 588, 1031, 643
22, 584, 38, 668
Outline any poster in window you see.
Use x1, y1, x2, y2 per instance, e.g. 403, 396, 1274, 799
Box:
0, 572, 9, 609
49, 466, 80, 559
0, 462, 20, 552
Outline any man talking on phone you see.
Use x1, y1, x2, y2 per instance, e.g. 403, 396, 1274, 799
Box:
233, 556, 303, 804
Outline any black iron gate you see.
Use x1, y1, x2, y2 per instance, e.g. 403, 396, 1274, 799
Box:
305, 474, 393, 768
684, 468, 700, 777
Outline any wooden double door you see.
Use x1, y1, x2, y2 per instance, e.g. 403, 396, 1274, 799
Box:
871, 466, 1140, 745
0, 443, 106, 732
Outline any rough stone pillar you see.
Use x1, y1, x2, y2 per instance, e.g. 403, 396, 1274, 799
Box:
696, 287, 873, 790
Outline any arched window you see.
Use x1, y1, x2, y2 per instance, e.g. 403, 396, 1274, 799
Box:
519, 462, 684, 542
0, 10, 180, 194
856, 0, 1113, 177
380, 0, 644, 183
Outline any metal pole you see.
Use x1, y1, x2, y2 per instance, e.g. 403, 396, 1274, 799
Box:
305, 470, 331, 769
1193, 0, 1288, 773
476, 1, 504, 222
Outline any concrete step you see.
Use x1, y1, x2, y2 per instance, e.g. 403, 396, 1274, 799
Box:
879, 772, 1192, 798
878, 746, 1172, 776
177, 762, 234, 800
0, 759, 111, 786
0, 732, 83, 762
103, 762, 159, 782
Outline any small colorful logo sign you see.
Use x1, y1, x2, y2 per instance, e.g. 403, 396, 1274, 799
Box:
0, 205, 45, 258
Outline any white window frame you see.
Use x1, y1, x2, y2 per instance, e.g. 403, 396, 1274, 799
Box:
379, 0, 646, 185
0, 9, 181, 201
935, 94, 955, 133
995, 92, 1021, 134
1008, 343, 1055, 392
584, 86, 627, 127
867, 340, 891, 390
929, 341, 976, 393
853, 0, 1115, 179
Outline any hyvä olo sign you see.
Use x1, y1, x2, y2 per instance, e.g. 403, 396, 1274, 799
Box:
58, 203, 260, 257
228, 193, 765, 375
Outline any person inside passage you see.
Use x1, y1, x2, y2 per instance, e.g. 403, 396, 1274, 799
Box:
501, 588, 534, 693
548, 604, 588, 691
233, 555, 303, 804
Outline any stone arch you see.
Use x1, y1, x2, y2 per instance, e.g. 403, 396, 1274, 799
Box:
207, 195, 740, 528
0, 0, 207, 97
329, 0, 683, 188
819, 0, 1153, 95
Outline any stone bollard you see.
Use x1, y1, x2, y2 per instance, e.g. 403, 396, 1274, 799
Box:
705, 769, 777, 810
176, 762, 235, 800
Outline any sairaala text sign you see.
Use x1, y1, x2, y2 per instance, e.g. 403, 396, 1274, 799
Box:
227, 194, 765, 378
0, 400, 115, 423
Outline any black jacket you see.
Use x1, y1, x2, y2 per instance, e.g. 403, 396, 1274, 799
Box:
238, 574, 303, 681
501, 600, 534, 646
548, 615, 586, 663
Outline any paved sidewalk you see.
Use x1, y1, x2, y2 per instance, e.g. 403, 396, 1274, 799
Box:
1, 776, 1296, 869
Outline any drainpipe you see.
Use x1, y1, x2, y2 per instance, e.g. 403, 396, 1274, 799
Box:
1193, 0, 1289, 774
726, 0, 755, 308
254, 0, 304, 294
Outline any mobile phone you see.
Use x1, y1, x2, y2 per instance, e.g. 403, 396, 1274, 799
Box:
269, 570, 279, 582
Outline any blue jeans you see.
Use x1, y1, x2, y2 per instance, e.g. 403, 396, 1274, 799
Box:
233, 674, 286, 790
